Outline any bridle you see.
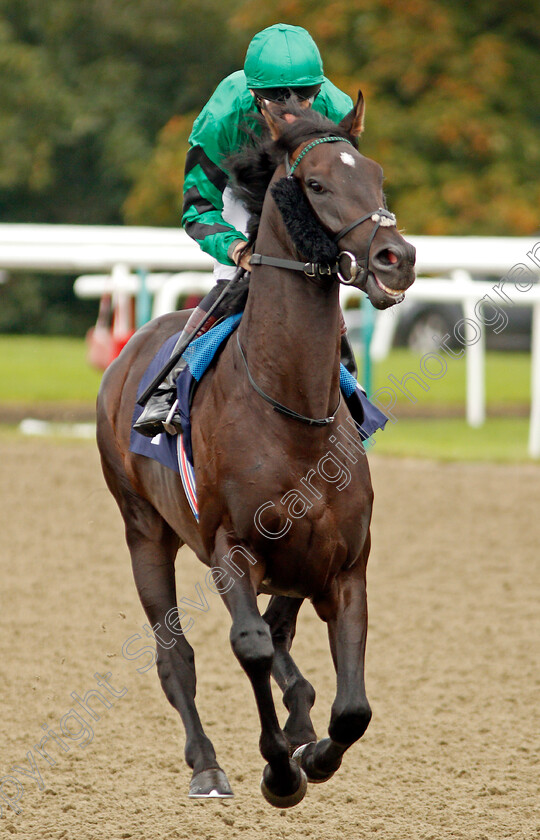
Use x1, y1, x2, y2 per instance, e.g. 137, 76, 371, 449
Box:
239, 134, 396, 427
250, 135, 397, 286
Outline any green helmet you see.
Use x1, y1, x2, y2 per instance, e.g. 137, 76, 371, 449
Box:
244, 24, 324, 89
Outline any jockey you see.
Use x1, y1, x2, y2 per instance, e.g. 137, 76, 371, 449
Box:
135, 23, 357, 437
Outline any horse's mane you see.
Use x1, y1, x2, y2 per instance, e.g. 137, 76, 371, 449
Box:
227, 103, 357, 251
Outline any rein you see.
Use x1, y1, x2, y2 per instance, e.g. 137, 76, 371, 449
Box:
236, 333, 341, 426
251, 137, 396, 285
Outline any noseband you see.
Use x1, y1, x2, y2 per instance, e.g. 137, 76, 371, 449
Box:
334, 207, 397, 286
251, 136, 397, 285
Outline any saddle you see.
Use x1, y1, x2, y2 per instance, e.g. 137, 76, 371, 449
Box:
130, 313, 243, 472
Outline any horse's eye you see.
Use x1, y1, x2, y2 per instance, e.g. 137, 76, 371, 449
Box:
307, 180, 324, 194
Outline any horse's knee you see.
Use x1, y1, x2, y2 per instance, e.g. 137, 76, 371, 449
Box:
329, 699, 372, 745
283, 676, 316, 712
230, 621, 274, 671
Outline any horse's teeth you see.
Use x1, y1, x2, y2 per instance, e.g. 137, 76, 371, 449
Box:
374, 275, 406, 297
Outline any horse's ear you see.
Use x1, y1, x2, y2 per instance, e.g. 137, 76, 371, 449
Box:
260, 102, 298, 140
339, 90, 365, 139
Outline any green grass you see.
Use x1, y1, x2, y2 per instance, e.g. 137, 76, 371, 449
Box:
366, 349, 534, 462
371, 349, 531, 408
0, 335, 103, 402
2, 338, 529, 409
0, 336, 537, 462
369, 417, 532, 462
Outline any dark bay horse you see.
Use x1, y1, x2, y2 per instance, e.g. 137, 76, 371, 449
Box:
97, 93, 416, 808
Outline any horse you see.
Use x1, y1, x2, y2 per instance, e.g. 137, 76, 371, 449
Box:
96, 92, 416, 808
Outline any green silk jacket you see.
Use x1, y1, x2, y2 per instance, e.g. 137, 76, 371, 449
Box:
182, 70, 353, 266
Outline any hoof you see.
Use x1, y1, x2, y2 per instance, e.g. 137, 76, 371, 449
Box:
292, 741, 339, 784
260, 762, 308, 809
189, 768, 234, 799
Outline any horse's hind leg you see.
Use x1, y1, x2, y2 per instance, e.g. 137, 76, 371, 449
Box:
262, 596, 317, 750
122, 494, 233, 798
294, 559, 372, 784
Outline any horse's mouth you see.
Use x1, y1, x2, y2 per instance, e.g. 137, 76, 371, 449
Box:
374, 274, 406, 300
362, 272, 409, 310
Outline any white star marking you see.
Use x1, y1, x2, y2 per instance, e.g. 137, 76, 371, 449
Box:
340, 152, 356, 167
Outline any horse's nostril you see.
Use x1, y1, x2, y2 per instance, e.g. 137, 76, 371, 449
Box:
376, 248, 399, 266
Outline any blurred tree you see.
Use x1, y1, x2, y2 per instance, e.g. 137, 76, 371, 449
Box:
0, 0, 243, 224
123, 114, 194, 226
3, 0, 538, 233
0, 272, 98, 335
1, 1, 539, 334
171, 0, 538, 236
0, 0, 244, 333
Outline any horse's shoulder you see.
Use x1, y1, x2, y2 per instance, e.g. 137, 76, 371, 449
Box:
142, 311, 192, 341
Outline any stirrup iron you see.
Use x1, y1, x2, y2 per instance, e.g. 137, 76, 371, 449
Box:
163, 399, 180, 436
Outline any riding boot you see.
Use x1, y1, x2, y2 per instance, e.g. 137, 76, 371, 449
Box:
340, 333, 358, 378
132, 310, 206, 438
133, 276, 250, 438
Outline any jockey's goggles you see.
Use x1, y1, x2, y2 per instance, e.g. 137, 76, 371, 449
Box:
253, 85, 321, 105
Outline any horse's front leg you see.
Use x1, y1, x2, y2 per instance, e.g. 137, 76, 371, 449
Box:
262, 596, 317, 750
294, 556, 372, 784
212, 530, 307, 808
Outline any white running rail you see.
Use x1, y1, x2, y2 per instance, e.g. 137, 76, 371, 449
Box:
2, 225, 540, 455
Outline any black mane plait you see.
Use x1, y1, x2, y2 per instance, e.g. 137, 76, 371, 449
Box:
227, 104, 358, 260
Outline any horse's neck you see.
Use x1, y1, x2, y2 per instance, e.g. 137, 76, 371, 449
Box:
239, 226, 342, 420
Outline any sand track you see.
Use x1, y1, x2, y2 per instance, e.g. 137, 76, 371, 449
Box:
1, 438, 539, 839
